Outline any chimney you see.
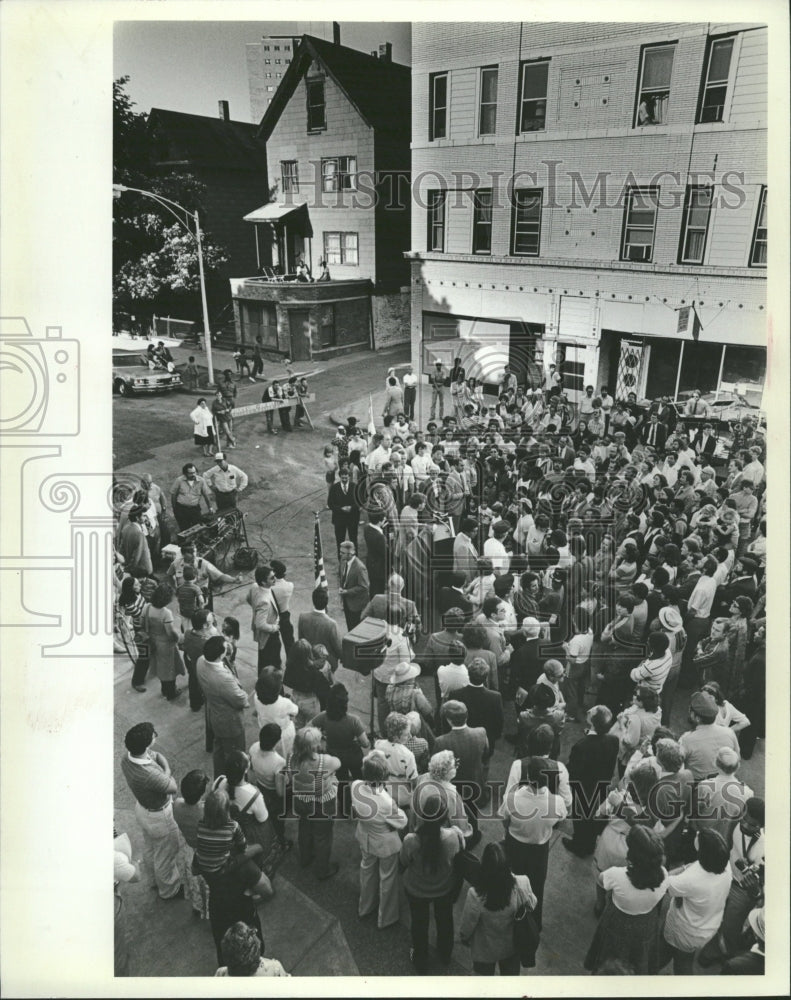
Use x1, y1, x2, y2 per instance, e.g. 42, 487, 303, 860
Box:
370, 50, 378, 58
332, 22, 341, 45
379, 42, 392, 63
218, 100, 230, 121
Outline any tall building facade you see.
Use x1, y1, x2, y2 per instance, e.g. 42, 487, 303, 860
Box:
408, 22, 767, 409
247, 34, 301, 123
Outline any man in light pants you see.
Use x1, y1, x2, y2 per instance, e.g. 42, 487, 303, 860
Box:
119, 722, 182, 899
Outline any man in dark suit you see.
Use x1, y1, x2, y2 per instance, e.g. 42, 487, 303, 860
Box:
438, 571, 474, 622
327, 466, 360, 557
362, 509, 388, 598
557, 435, 577, 469
653, 395, 678, 431
641, 411, 668, 449
434, 700, 488, 845
455, 658, 504, 776
563, 704, 620, 857
693, 421, 719, 459
297, 587, 343, 671
339, 540, 370, 631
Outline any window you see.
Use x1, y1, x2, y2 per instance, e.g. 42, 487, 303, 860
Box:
276, 59, 281, 64
511, 189, 542, 256
286, 59, 291, 64
429, 72, 448, 140
324, 232, 358, 265
274, 45, 280, 51
635, 43, 676, 126
472, 189, 493, 254
519, 60, 549, 132
427, 190, 447, 252
750, 187, 767, 267
266, 73, 272, 78
285, 45, 291, 52
698, 36, 735, 123
266, 86, 274, 92
264, 45, 270, 51
265, 58, 271, 64
307, 79, 326, 131
321, 156, 357, 192
620, 188, 659, 262
479, 66, 498, 135
280, 161, 299, 194
678, 186, 713, 264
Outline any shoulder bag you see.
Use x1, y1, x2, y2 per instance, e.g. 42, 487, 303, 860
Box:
512, 882, 541, 968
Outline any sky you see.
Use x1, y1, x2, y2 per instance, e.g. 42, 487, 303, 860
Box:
114, 21, 411, 123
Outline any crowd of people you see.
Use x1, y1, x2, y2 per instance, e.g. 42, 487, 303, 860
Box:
114, 356, 767, 977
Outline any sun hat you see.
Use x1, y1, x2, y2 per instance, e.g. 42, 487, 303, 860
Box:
389, 661, 421, 685
659, 607, 684, 632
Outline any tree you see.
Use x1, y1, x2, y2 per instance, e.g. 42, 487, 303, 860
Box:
112, 77, 228, 332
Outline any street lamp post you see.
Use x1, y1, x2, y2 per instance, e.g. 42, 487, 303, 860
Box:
113, 183, 215, 384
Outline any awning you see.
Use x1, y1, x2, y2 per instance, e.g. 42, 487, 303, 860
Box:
243, 198, 308, 223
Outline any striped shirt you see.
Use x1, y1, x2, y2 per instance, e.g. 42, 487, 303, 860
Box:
120, 752, 172, 810
195, 820, 246, 874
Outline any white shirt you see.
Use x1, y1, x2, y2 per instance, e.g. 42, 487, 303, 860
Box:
410, 453, 432, 481
437, 661, 470, 700
574, 457, 596, 483
687, 574, 717, 619
483, 537, 510, 576
564, 630, 594, 664
499, 785, 567, 844
505, 758, 572, 810
665, 862, 732, 937
402, 372, 418, 388
601, 865, 669, 915
190, 405, 215, 435
366, 446, 391, 473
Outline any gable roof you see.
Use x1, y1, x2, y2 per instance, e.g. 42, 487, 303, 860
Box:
149, 108, 268, 172
257, 35, 410, 141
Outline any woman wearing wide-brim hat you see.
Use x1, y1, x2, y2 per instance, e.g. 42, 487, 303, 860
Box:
384, 660, 433, 726
656, 606, 687, 726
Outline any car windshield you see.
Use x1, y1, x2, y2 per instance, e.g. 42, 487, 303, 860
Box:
113, 354, 147, 368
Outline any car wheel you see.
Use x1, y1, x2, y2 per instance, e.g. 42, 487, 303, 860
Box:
118, 381, 133, 396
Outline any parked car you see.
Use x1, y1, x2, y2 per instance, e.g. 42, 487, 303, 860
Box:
112, 351, 182, 396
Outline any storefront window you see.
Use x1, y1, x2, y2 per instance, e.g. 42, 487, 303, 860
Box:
721, 345, 766, 406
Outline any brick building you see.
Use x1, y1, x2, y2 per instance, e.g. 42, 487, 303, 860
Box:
408, 22, 767, 409
230, 29, 412, 360
246, 34, 301, 123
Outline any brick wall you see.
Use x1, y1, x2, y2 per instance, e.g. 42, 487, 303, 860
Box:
372, 288, 410, 348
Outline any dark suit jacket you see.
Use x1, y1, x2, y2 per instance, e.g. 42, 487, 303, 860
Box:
558, 445, 576, 469
341, 556, 370, 612
438, 587, 474, 622
363, 523, 388, 596
434, 726, 488, 787
297, 610, 343, 670
509, 636, 541, 694
693, 430, 718, 457
328, 481, 360, 528
455, 684, 504, 752
567, 732, 619, 799
642, 421, 668, 449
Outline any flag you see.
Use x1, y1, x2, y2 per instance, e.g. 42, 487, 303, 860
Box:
691, 302, 702, 342
367, 393, 376, 437
313, 514, 328, 590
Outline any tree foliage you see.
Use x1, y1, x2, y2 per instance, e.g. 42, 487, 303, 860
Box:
112, 77, 228, 324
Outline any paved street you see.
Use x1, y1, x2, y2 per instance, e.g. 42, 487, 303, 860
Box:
113, 341, 764, 978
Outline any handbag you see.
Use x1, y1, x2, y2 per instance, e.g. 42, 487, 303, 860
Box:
450, 841, 481, 903
512, 884, 541, 968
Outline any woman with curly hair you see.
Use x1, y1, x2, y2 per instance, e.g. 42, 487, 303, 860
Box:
585, 825, 669, 974
374, 712, 419, 810
284, 726, 341, 880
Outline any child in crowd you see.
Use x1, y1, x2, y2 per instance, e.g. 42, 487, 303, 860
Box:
183, 356, 199, 391
173, 769, 211, 918
222, 616, 241, 676
176, 564, 204, 625
248, 724, 291, 849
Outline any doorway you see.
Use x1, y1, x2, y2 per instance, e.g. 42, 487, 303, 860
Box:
289, 309, 312, 361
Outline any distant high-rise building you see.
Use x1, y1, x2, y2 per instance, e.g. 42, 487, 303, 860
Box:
247, 34, 302, 123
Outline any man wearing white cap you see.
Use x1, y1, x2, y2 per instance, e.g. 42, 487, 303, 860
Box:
204, 452, 249, 511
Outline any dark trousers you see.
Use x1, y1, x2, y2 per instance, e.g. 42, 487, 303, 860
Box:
279, 610, 295, 654
279, 407, 292, 431
403, 385, 416, 420
569, 808, 606, 856
215, 489, 237, 511
173, 502, 202, 531
294, 796, 336, 877
473, 955, 521, 975
184, 655, 204, 712
160, 679, 177, 699
261, 787, 288, 845
252, 356, 264, 377
504, 835, 550, 930
455, 780, 481, 839
212, 733, 246, 779
333, 520, 358, 556
405, 889, 456, 971
343, 604, 362, 631
208, 873, 263, 967
257, 632, 282, 674
131, 655, 149, 689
